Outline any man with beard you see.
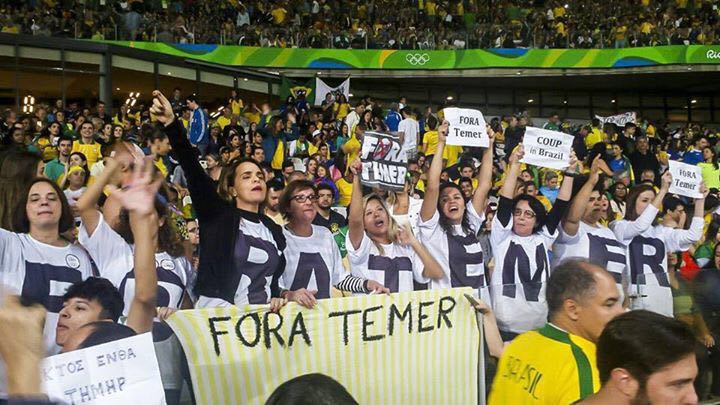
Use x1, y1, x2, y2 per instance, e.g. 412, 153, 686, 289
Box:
579, 310, 698, 405
265, 179, 286, 225
312, 183, 347, 234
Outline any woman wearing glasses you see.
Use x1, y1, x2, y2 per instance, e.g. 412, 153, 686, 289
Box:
277, 180, 389, 308
490, 145, 576, 341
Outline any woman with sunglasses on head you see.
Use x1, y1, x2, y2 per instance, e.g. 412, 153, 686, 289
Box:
346, 158, 443, 293
418, 120, 494, 302
278, 180, 388, 308
611, 172, 705, 316
490, 144, 576, 340
150, 90, 286, 311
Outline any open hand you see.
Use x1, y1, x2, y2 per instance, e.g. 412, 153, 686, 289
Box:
107, 156, 163, 216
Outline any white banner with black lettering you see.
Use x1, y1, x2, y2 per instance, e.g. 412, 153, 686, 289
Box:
314, 77, 350, 106
521, 127, 574, 170
41, 333, 165, 405
360, 131, 407, 191
444, 108, 489, 147
668, 160, 703, 198
596, 112, 636, 127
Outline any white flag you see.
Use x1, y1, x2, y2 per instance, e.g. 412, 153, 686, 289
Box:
314, 77, 350, 106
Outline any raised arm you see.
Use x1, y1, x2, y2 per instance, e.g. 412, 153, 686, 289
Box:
150, 90, 224, 220
496, 145, 525, 227
563, 155, 601, 237
419, 120, 449, 222
75, 150, 133, 236
612, 171, 670, 241
113, 158, 162, 334
500, 144, 523, 199
347, 158, 365, 250
471, 126, 495, 216
544, 153, 578, 234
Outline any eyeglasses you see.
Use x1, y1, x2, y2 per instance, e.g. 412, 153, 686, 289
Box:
291, 194, 318, 203
513, 209, 536, 219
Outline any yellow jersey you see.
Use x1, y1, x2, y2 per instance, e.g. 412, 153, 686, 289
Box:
585, 128, 605, 149
216, 116, 231, 130
424, 130, 439, 157
489, 324, 599, 405
342, 135, 362, 169
336, 177, 353, 207
71, 141, 103, 168
442, 144, 463, 168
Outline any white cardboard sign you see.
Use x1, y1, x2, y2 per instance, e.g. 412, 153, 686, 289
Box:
668, 160, 703, 198
42, 333, 166, 405
521, 127, 574, 170
444, 108, 489, 147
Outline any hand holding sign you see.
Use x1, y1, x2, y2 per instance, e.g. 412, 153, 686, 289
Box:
509, 144, 525, 164
438, 120, 449, 143
668, 160, 703, 198
360, 132, 407, 191
444, 108, 488, 147
521, 127, 575, 170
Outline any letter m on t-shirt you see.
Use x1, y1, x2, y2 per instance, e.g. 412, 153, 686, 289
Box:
502, 242, 548, 302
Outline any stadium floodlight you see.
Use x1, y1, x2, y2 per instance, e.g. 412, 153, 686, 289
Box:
564, 3, 569, 8
527, 99, 534, 103
446, 96, 454, 101
691, 99, 698, 104
116, 87, 121, 91
243, 78, 249, 81
348, 93, 354, 98
563, 100, 568, 104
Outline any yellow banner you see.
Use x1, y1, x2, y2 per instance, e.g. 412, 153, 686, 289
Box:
167, 288, 480, 405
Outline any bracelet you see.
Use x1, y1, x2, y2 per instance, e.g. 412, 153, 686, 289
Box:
563, 172, 577, 178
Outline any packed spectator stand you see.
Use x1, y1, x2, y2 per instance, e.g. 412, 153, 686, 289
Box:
2, 0, 720, 49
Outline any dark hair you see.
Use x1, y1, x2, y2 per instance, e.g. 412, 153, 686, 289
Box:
511, 194, 547, 233
458, 177, 473, 187
624, 184, 656, 221
426, 115, 438, 130
62, 277, 124, 322
0, 149, 43, 231
78, 322, 136, 349
186, 94, 198, 104
13, 178, 75, 234
546, 259, 600, 319
596, 310, 697, 385
278, 180, 316, 221
115, 188, 185, 257
317, 183, 335, 198
266, 373, 358, 405
437, 182, 473, 236
662, 195, 684, 215
704, 147, 719, 170
267, 178, 285, 193
218, 157, 265, 202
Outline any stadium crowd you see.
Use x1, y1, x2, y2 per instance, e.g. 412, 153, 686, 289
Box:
1, 0, 720, 49
1, 85, 720, 404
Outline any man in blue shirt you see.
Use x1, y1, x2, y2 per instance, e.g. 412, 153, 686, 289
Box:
384, 102, 402, 132
186, 94, 208, 156
683, 136, 708, 165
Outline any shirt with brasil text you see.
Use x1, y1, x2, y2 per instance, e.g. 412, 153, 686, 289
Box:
489, 324, 600, 405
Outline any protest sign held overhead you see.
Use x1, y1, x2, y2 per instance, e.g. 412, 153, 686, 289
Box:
521, 127, 575, 170
41, 333, 165, 405
360, 131, 407, 191
444, 107, 489, 147
166, 288, 480, 405
596, 112, 637, 127
668, 160, 703, 198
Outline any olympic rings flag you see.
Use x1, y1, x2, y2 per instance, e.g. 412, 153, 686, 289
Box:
166, 288, 481, 405
405, 53, 431, 66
